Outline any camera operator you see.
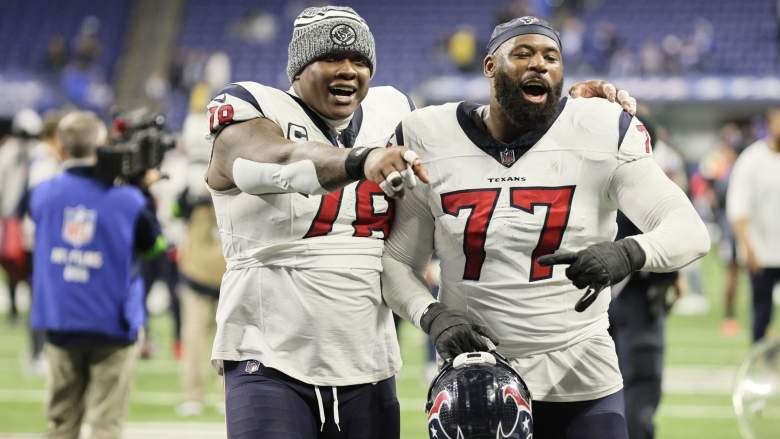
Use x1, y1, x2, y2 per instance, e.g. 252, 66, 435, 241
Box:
29, 111, 166, 439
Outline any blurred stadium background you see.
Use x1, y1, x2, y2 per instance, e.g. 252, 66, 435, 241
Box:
0, 0, 779, 437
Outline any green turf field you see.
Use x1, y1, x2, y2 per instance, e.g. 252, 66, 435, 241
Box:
0, 252, 775, 438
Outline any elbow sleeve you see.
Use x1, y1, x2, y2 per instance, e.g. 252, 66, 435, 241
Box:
233, 158, 327, 195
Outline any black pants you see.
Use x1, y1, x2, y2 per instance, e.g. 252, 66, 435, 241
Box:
141, 254, 181, 339
609, 274, 671, 439
224, 360, 400, 439
533, 390, 628, 439
750, 267, 780, 342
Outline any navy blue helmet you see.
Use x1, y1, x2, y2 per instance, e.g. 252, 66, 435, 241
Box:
426, 351, 533, 439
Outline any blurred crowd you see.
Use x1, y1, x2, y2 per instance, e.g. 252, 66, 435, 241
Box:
439, 0, 716, 77
557, 15, 714, 77
35, 16, 114, 116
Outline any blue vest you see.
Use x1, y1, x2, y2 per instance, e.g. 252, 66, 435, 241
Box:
30, 171, 147, 342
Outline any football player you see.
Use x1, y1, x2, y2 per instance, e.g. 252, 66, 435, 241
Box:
206, 6, 638, 439
206, 8, 418, 439
381, 16, 710, 439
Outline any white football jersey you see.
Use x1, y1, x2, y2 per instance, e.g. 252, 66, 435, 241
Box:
206, 81, 413, 385
388, 97, 652, 400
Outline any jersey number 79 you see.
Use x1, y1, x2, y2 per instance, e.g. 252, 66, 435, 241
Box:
441, 186, 575, 282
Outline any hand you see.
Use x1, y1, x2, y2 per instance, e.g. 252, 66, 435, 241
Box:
363, 147, 429, 198
140, 169, 164, 189
538, 239, 646, 311
669, 277, 685, 309
569, 80, 637, 115
745, 246, 761, 274
420, 302, 498, 360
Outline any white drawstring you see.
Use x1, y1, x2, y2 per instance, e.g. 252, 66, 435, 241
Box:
332, 387, 341, 432
314, 385, 342, 432
314, 386, 326, 432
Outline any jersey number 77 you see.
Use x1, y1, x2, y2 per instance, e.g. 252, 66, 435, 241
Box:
441, 186, 575, 282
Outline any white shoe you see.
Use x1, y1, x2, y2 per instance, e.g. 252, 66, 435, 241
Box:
176, 401, 204, 417
25, 352, 47, 377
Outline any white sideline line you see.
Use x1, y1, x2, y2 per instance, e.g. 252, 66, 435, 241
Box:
663, 365, 738, 394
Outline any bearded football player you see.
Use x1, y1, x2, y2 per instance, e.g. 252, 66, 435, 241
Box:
382, 16, 709, 439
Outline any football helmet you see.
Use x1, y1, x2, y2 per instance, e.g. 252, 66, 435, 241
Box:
426, 351, 533, 439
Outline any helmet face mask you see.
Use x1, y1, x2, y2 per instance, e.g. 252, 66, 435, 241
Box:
426, 352, 533, 439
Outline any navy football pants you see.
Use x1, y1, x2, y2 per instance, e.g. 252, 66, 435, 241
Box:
224, 360, 400, 439
533, 390, 628, 439
750, 267, 780, 342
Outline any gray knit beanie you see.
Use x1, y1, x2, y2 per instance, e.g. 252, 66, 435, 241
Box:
287, 6, 376, 83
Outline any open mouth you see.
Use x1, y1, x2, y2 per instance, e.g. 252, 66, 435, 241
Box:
520, 80, 549, 104
328, 85, 357, 101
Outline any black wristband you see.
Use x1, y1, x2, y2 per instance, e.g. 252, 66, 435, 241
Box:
345, 147, 377, 180
420, 302, 444, 333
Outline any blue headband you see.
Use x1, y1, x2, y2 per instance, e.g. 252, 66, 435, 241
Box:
487, 16, 562, 55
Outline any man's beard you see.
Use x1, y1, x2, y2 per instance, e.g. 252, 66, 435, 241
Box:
494, 69, 563, 133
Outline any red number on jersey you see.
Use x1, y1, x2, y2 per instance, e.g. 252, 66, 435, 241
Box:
441, 189, 501, 281
352, 181, 394, 237
510, 186, 576, 281
304, 182, 394, 239
208, 104, 235, 133
218, 104, 234, 125
304, 190, 344, 238
442, 186, 575, 282
635, 124, 651, 153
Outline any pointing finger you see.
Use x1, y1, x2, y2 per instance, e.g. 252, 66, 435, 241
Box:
538, 252, 578, 266
403, 149, 430, 184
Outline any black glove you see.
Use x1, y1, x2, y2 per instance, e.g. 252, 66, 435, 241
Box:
420, 302, 499, 360
538, 239, 646, 311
